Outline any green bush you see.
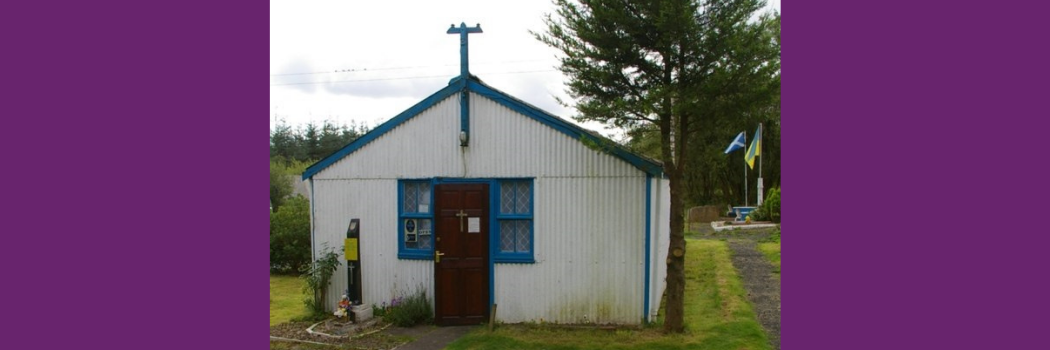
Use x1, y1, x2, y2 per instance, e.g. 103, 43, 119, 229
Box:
270, 195, 311, 274
752, 187, 780, 223
372, 303, 387, 318
270, 160, 294, 212
383, 286, 433, 327
301, 245, 342, 317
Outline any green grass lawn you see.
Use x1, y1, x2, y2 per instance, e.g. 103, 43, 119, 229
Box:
445, 239, 770, 350
757, 242, 781, 278
271, 274, 309, 326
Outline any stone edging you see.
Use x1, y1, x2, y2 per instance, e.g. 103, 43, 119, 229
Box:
711, 221, 778, 232
306, 319, 391, 339
269, 335, 331, 346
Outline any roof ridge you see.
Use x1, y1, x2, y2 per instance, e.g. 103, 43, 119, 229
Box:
302, 76, 664, 180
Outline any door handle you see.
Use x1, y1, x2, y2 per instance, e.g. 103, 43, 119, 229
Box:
435, 250, 445, 263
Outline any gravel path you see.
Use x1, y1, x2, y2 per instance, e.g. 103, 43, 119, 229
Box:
690, 222, 780, 350
726, 238, 781, 350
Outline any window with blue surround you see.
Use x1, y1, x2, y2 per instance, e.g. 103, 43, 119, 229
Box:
496, 180, 534, 262
399, 180, 433, 259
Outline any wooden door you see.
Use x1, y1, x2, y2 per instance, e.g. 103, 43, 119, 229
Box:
433, 183, 489, 326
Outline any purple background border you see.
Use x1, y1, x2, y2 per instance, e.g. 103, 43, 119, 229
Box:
3, 1, 269, 349
2, 0, 1048, 349
785, 0, 1050, 349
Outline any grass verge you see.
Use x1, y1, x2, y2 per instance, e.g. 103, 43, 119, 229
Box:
445, 239, 770, 350
271, 274, 309, 326
757, 242, 781, 278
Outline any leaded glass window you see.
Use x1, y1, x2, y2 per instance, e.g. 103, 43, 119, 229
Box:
399, 180, 433, 259
500, 181, 530, 214
496, 180, 534, 262
499, 220, 531, 253
402, 182, 431, 214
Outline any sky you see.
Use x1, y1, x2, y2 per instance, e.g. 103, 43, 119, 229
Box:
270, 0, 780, 140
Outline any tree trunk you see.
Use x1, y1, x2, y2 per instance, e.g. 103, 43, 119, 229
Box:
663, 169, 686, 333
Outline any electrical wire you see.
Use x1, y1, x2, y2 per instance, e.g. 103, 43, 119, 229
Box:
270, 59, 553, 77
270, 69, 560, 86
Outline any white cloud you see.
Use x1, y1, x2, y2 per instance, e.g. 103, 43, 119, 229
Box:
270, 0, 780, 135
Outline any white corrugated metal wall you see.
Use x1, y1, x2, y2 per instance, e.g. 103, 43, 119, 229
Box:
496, 176, 644, 323
311, 92, 654, 324
647, 177, 671, 321
312, 179, 434, 309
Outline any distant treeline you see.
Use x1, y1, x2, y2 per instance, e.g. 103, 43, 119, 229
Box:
269, 120, 370, 165
269, 120, 370, 212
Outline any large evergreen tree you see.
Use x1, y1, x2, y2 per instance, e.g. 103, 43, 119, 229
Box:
536, 0, 779, 332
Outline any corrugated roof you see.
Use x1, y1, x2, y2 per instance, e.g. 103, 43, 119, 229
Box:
302, 75, 663, 180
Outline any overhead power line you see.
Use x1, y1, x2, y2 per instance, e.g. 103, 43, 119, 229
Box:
270, 59, 553, 77
270, 69, 560, 86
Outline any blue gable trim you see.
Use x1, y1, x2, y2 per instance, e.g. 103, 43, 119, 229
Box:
465, 80, 664, 177
302, 76, 664, 180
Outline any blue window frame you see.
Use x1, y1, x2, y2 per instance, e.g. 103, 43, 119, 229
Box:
495, 179, 534, 263
398, 180, 433, 259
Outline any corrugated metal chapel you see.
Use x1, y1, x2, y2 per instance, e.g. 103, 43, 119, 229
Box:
302, 23, 670, 325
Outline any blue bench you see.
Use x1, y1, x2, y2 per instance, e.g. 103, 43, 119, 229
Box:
733, 206, 757, 222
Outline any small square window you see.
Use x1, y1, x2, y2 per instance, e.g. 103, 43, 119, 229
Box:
405, 219, 433, 250
496, 179, 534, 263
499, 220, 531, 253
399, 180, 434, 260
403, 182, 431, 214
500, 181, 530, 215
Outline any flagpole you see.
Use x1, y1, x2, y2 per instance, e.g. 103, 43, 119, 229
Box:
757, 123, 764, 206
744, 132, 748, 207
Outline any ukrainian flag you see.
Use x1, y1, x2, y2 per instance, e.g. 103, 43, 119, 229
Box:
745, 125, 761, 169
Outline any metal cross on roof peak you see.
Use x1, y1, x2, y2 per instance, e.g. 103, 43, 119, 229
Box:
447, 22, 483, 78
447, 22, 482, 147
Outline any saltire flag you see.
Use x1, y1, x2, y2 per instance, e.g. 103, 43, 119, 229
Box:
745, 125, 761, 169
724, 131, 746, 154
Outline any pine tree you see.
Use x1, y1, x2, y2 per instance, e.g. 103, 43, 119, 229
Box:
536, 0, 778, 332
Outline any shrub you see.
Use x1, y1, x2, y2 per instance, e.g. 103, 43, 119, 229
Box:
372, 303, 387, 318
270, 160, 294, 212
270, 195, 311, 274
301, 245, 342, 317
752, 187, 780, 223
383, 286, 432, 327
